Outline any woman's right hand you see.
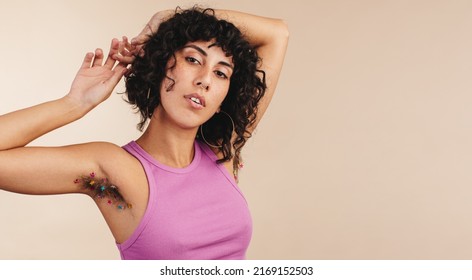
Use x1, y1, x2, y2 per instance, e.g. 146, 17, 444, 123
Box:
66, 38, 128, 111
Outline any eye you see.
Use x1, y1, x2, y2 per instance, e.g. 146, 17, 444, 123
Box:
185, 56, 201, 65
214, 70, 228, 79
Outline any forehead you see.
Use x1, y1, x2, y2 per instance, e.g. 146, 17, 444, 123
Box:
180, 40, 233, 59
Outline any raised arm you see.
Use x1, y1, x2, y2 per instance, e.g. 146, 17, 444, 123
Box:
0, 39, 126, 151
0, 39, 128, 195
213, 10, 289, 129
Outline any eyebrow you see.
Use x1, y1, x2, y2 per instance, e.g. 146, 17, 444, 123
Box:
183, 44, 234, 70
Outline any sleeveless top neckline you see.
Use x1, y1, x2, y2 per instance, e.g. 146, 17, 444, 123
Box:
116, 140, 252, 260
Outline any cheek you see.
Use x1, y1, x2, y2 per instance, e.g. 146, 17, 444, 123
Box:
163, 63, 192, 90
215, 82, 230, 101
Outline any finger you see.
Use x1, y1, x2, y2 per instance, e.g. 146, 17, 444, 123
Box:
121, 48, 132, 57
118, 39, 125, 58
112, 38, 137, 64
125, 43, 140, 57
113, 54, 135, 64
81, 52, 94, 69
122, 36, 131, 50
92, 48, 104, 67
129, 45, 144, 58
105, 64, 128, 88
104, 38, 119, 68
122, 36, 136, 56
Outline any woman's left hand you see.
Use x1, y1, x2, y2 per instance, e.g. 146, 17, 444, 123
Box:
115, 10, 175, 65
112, 36, 137, 64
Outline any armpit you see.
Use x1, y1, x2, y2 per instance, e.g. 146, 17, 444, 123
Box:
74, 172, 132, 211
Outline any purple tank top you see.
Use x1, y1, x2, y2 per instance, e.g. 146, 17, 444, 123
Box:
116, 140, 252, 259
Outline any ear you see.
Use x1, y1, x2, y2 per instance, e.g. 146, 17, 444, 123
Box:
216, 107, 221, 113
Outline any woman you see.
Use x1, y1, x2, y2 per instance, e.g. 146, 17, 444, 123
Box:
0, 7, 288, 259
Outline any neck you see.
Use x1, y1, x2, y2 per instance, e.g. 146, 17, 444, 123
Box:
136, 108, 198, 168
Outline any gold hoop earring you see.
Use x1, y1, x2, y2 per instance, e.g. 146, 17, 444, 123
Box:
200, 111, 235, 149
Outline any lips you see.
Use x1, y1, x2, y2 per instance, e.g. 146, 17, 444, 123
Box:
190, 97, 202, 105
184, 93, 206, 109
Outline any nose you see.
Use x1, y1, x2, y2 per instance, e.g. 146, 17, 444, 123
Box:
194, 68, 211, 91
196, 82, 209, 91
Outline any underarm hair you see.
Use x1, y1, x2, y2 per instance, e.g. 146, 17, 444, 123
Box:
74, 172, 132, 210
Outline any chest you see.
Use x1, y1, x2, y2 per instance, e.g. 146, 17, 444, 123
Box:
123, 167, 252, 259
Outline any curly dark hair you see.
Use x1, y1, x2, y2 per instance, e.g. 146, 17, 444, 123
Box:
125, 6, 266, 177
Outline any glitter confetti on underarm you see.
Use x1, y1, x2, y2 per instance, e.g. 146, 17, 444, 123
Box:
74, 172, 132, 210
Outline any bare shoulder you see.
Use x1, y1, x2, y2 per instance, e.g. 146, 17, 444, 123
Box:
76, 141, 129, 158
76, 142, 140, 173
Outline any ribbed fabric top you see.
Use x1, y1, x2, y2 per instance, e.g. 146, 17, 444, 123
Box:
117, 140, 252, 260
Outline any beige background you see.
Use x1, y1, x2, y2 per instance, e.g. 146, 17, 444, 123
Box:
1, 0, 472, 259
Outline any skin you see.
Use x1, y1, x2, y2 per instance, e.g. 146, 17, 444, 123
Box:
0, 9, 289, 245
137, 40, 234, 169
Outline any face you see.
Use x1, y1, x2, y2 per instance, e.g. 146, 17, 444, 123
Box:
155, 40, 234, 130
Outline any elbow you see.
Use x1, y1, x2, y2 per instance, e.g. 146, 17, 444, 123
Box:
275, 19, 290, 40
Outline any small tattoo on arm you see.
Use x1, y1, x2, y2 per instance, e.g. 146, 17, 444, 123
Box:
74, 172, 132, 211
